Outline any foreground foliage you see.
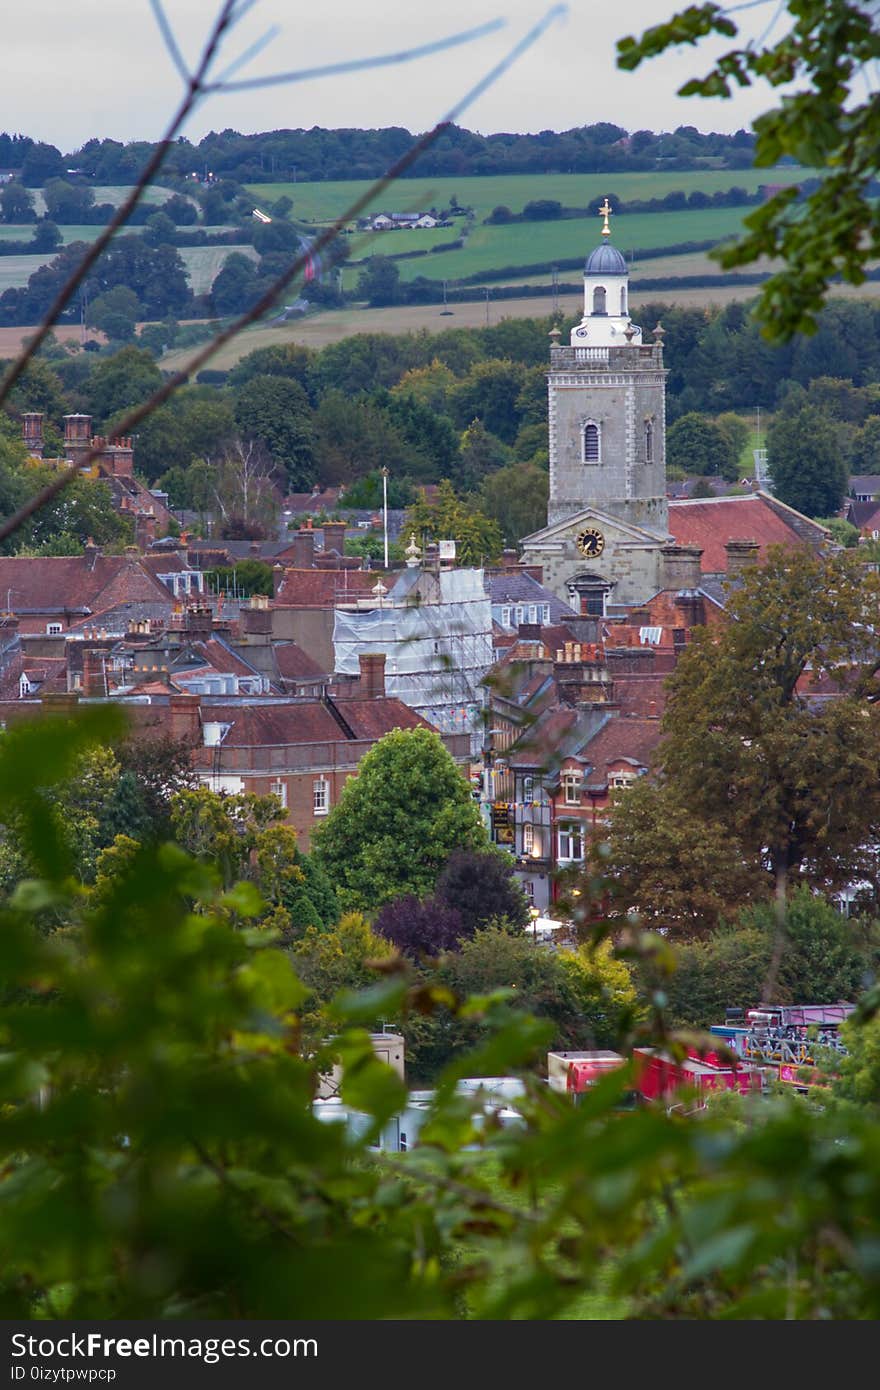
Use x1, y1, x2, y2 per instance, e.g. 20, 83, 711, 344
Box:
619, 1, 880, 339
1, 711, 880, 1318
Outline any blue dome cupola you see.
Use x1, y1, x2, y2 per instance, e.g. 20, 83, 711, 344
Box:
570, 197, 642, 348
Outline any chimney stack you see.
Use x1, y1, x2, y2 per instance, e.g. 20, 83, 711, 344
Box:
184, 604, 213, 640
240, 594, 272, 641
321, 520, 347, 556
358, 652, 386, 699
660, 544, 703, 592
135, 510, 157, 551
81, 646, 107, 698
63, 413, 92, 462
725, 538, 760, 576
21, 413, 44, 458
169, 693, 200, 744
289, 527, 316, 569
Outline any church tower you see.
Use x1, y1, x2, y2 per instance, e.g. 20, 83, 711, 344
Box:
521, 201, 671, 609
547, 199, 668, 532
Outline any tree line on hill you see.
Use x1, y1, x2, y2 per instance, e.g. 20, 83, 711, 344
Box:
0, 123, 761, 187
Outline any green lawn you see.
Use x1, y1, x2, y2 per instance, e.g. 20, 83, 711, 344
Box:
383, 206, 752, 284
248, 166, 813, 225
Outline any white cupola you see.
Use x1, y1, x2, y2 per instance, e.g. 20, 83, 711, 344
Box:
570, 198, 642, 349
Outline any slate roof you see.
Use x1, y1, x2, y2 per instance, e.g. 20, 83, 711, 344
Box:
485, 570, 578, 623
846, 500, 880, 530
849, 475, 880, 499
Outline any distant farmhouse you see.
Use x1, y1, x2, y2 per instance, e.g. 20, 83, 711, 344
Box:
363, 211, 449, 231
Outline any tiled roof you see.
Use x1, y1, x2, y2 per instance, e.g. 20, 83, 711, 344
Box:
284, 489, 343, 512
0, 553, 174, 617
668, 493, 828, 572
197, 696, 427, 747
274, 642, 326, 681
507, 708, 579, 769
847, 500, 880, 529
274, 568, 381, 606
581, 716, 662, 786
194, 637, 262, 678
610, 674, 669, 719
332, 698, 428, 740
140, 552, 199, 578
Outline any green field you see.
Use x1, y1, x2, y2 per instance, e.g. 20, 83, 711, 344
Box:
90, 184, 190, 208
374, 206, 753, 284
0, 224, 102, 245
29, 184, 183, 217
0, 255, 52, 292
178, 244, 257, 294
0, 222, 246, 293
248, 167, 813, 225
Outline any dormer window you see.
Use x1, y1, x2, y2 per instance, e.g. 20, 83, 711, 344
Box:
562, 771, 581, 805
592, 285, 606, 315
583, 422, 600, 464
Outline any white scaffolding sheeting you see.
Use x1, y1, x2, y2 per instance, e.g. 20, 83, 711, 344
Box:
333, 569, 494, 750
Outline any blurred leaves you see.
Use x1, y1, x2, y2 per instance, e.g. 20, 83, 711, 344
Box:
1, 712, 880, 1318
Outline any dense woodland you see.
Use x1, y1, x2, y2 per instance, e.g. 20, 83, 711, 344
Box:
0, 123, 760, 187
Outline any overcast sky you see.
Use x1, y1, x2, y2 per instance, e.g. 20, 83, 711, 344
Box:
3, 1, 786, 151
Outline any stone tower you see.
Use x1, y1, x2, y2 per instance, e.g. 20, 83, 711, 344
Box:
547, 199, 668, 533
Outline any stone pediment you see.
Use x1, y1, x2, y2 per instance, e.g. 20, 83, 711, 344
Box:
522, 506, 670, 548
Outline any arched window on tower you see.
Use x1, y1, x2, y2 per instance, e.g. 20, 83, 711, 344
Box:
645, 418, 654, 463
583, 421, 600, 464
620, 285, 627, 314
592, 285, 606, 315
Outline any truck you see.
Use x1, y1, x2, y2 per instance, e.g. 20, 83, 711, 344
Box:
547, 1050, 625, 1095
547, 1047, 762, 1107
632, 1047, 763, 1104
709, 1001, 854, 1088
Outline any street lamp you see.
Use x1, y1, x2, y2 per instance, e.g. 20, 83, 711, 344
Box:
529, 906, 540, 942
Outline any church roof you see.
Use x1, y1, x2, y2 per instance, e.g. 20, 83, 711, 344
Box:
667, 493, 830, 572
585, 242, 627, 275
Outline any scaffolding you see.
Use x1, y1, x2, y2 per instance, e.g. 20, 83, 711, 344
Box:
333, 569, 494, 753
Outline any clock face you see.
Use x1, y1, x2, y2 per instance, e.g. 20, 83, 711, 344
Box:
576, 527, 605, 559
